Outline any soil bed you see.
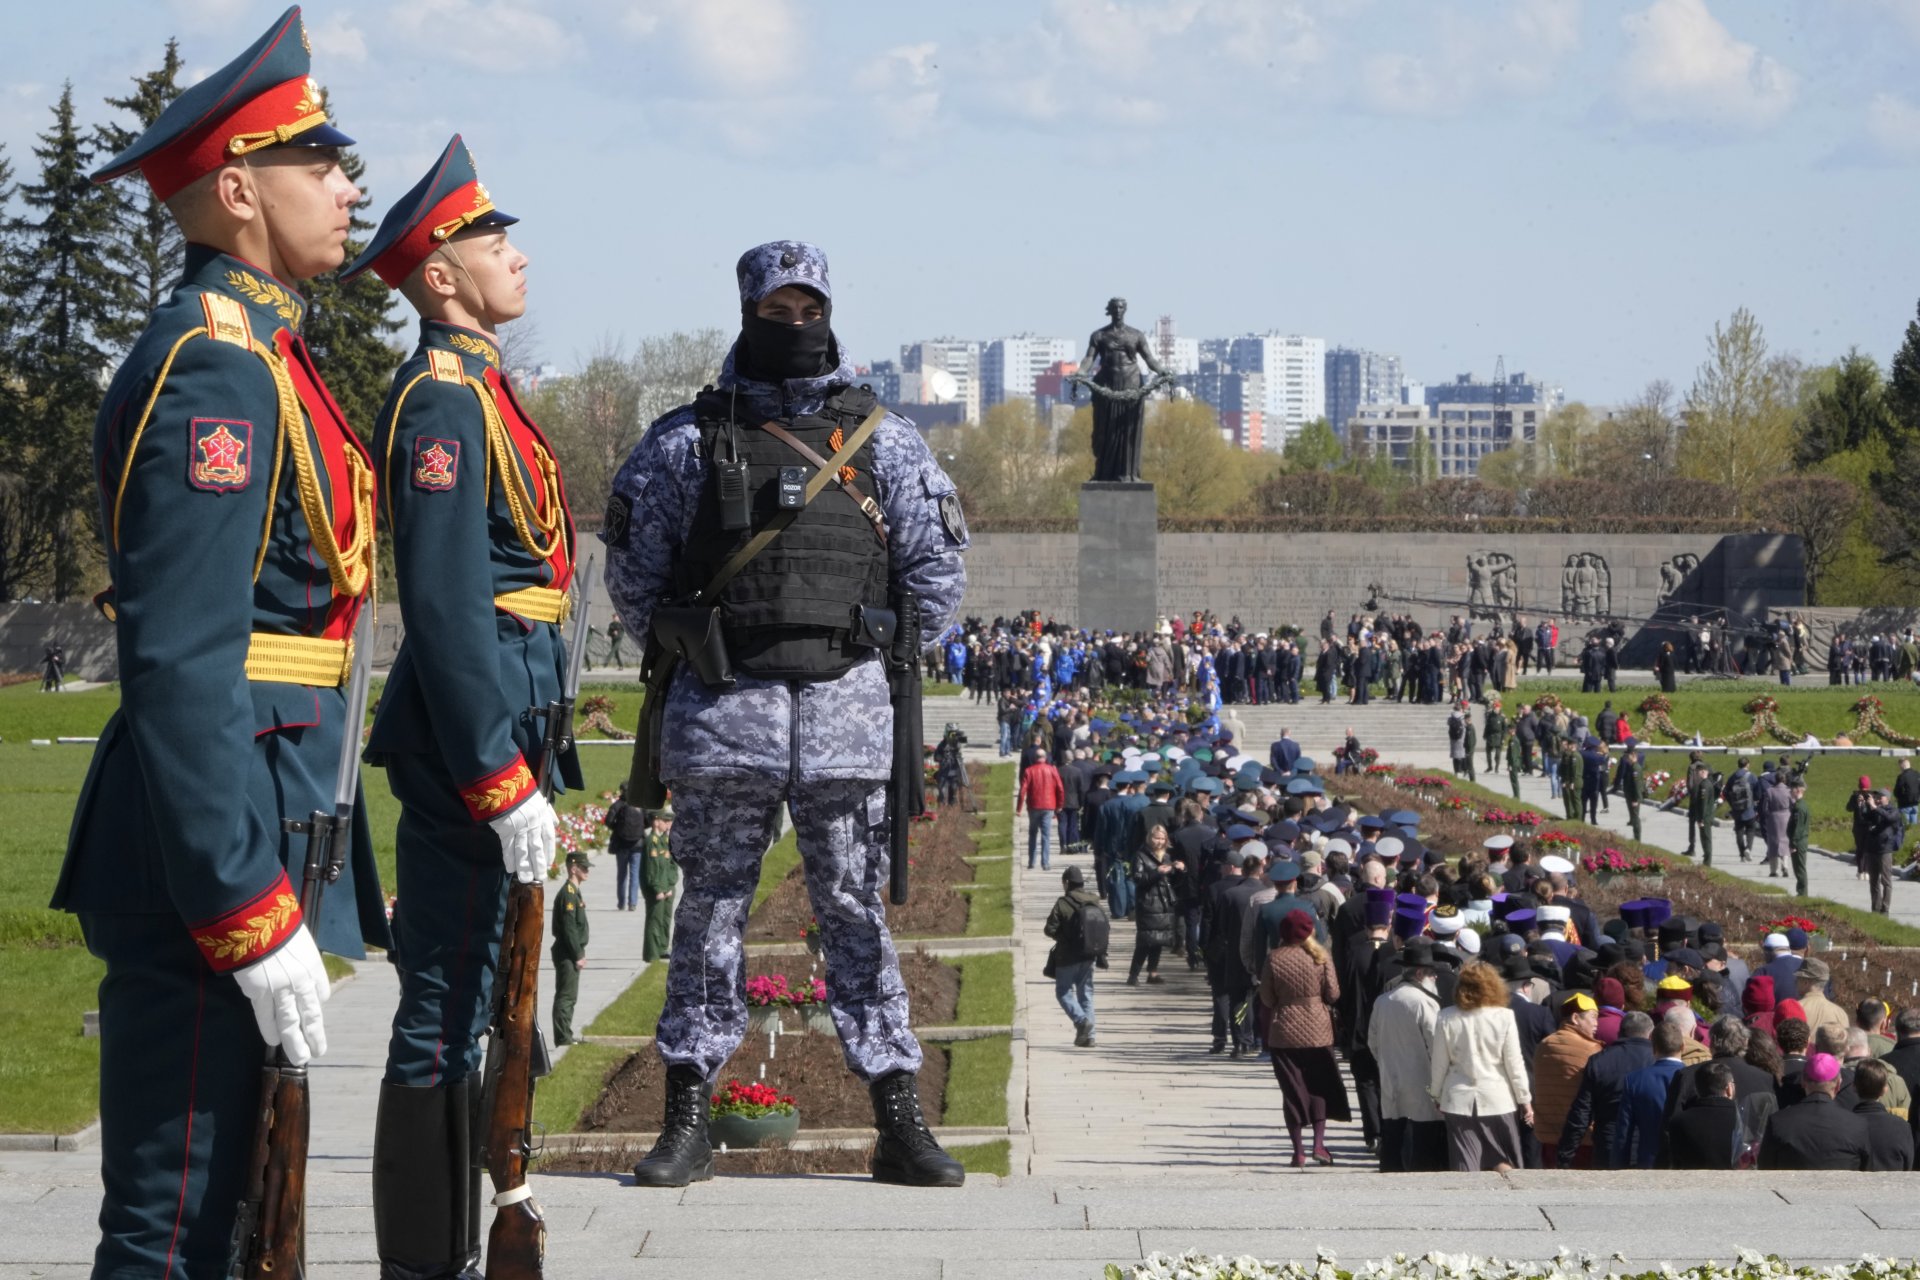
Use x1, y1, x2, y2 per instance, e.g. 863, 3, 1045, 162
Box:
578, 1033, 950, 1134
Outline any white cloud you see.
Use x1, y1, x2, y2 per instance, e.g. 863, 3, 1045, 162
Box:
1866, 91, 1920, 160
1355, 0, 1582, 118
618, 0, 802, 91
388, 0, 579, 74
1617, 0, 1796, 130
857, 42, 942, 141
167, 0, 253, 25
307, 16, 368, 63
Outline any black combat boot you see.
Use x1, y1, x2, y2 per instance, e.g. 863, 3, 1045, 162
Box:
372, 1080, 483, 1280
868, 1070, 965, 1187
631, 1064, 714, 1187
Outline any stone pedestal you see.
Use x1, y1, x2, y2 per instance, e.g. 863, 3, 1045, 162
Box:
1078, 482, 1157, 633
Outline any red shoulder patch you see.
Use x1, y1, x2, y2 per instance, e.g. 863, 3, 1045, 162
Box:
189, 419, 252, 492
413, 436, 459, 491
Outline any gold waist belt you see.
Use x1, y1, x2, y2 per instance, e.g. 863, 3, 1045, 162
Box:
246, 633, 352, 687
495, 585, 572, 624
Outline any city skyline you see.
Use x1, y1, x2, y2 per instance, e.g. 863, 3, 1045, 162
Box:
5, 0, 1918, 404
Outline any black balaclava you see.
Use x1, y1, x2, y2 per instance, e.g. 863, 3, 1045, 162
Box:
738, 291, 834, 382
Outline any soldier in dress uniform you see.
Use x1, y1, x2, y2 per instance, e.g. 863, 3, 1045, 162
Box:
343, 135, 581, 1279
641, 806, 679, 961
604, 241, 969, 1188
551, 852, 590, 1045
53, 8, 390, 1274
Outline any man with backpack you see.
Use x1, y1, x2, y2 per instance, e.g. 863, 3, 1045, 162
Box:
1044, 866, 1110, 1047
1722, 764, 1759, 863
604, 782, 651, 912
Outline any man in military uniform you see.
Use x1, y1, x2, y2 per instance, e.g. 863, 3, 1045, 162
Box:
344, 135, 581, 1278
552, 853, 590, 1045
604, 241, 969, 1189
641, 806, 678, 961
54, 9, 390, 1274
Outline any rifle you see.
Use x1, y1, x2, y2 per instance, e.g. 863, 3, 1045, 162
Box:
227, 610, 377, 1280
480, 557, 594, 1280
887, 592, 925, 906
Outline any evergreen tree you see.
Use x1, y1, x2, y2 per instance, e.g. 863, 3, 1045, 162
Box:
4, 85, 128, 600
303, 144, 402, 439
1792, 349, 1897, 470
95, 39, 184, 351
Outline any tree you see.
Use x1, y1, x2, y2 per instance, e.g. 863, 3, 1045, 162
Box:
531, 329, 727, 523
1793, 350, 1898, 470
1247, 470, 1385, 519
1282, 416, 1342, 471
1752, 472, 1861, 605
1888, 298, 1920, 444
302, 144, 402, 438
94, 39, 183, 351
3, 85, 127, 600
1676, 307, 1796, 510
943, 399, 1079, 521
1139, 398, 1247, 516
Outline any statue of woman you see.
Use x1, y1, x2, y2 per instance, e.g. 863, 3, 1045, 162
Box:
1073, 297, 1169, 484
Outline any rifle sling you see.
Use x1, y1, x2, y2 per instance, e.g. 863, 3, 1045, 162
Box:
691, 406, 888, 604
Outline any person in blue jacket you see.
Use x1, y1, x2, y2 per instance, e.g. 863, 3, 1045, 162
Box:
53, 9, 390, 1274
343, 135, 581, 1279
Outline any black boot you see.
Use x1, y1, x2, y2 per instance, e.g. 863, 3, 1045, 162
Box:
372, 1080, 483, 1280
631, 1064, 714, 1187
868, 1070, 965, 1187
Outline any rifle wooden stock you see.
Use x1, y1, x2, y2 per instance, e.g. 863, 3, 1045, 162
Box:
483, 879, 547, 1279
228, 1060, 311, 1279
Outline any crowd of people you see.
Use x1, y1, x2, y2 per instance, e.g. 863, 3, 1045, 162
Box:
1026, 710, 1920, 1173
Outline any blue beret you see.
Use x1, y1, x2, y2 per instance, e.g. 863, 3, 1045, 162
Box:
1267, 860, 1302, 883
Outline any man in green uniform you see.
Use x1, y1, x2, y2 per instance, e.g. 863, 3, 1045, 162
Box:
1788, 780, 1811, 897
642, 807, 678, 962
1462, 718, 1478, 782
1558, 739, 1582, 823
1506, 733, 1524, 801
1686, 762, 1718, 865
552, 852, 590, 1045
54, 10, 390, 1273
1485, 700, 1508, 776
1615, 747, 1644, 842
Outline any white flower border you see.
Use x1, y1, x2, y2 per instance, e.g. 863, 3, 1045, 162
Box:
1108, 1250, 1912, 1280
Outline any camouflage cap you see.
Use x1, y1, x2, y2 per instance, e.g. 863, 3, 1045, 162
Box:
736, 240, 831, 304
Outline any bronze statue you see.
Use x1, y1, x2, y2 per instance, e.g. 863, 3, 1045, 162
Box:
1069, 297, 1172, 484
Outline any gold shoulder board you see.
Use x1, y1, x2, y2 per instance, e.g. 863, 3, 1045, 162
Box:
429, 350, 466, 384
200, 294, 253, 348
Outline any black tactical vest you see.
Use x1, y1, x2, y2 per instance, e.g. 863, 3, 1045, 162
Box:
680, 385, 890, 681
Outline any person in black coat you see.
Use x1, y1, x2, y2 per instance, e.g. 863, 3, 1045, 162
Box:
1850, 1060, 1915, 1171
1759, 1053, 1871, 1170
1662, 1060, 1743, 1169
1664, 1017, 1777, 1137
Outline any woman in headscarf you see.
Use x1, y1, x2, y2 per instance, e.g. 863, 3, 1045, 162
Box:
1259, 908, 1349, 1166
1429, 960, 1534, 1172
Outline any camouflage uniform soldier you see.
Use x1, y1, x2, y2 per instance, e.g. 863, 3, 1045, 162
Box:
604, 241, 969, 1188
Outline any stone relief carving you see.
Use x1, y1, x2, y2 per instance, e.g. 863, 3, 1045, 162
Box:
1466, 551, 1519, 618
1657, 553, 1701, 607
1562, 552, 1611, 617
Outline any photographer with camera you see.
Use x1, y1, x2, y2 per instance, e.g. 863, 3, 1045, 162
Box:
934, 724, 968, 808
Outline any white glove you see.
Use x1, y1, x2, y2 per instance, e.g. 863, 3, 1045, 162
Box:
490, 790, 557, 884
232, 927, 331, 1066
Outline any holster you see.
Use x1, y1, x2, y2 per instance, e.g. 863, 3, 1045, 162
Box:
652, 603, 735, 689
627, 635, 676, 810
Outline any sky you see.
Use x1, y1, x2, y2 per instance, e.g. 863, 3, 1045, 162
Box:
5, 0, 1920, 404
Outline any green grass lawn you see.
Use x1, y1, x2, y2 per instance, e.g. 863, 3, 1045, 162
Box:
936, 1033, 1012, 1127
954, 1138, 1011, 1176
531, 1041, 625, 1137
1509, 679, 1920, 743
962, 764, 1017, 939
951, 951, 1015, 1026
0, 944, 104, 1133
1634, 749, 1880, 842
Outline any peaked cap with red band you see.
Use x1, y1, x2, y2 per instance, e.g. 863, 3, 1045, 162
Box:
90, 6, 353, 200
342, 134, 518, 287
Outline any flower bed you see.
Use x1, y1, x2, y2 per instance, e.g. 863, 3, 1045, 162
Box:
1106, 1251, 1920, 1280
1476, 807, 1543, 828
745, 974, 828, 1009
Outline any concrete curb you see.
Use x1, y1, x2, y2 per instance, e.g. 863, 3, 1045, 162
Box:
0, 1121, 99, 1153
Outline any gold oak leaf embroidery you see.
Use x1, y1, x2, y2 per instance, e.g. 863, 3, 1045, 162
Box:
447, 333, 499, 366
196, 892, 299, 963
468, 763, 533, 815
226, 269, 301, 324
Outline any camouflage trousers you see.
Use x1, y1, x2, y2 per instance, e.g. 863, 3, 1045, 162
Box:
656, 775, 922, 1083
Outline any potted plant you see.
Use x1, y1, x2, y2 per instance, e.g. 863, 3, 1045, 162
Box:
800, 918, 822, 956
1581, 848, 1629, 885
707, 1078, 800, 1149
